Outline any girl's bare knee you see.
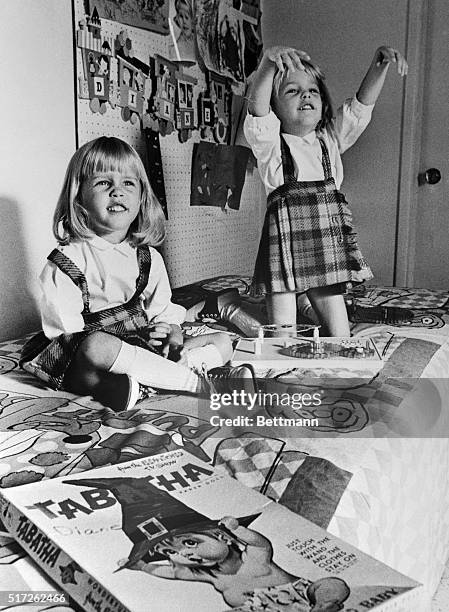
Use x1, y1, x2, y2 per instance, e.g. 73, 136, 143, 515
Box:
65, 332, 122, 396
267, 292, 297, 325
75, 331, 121, 370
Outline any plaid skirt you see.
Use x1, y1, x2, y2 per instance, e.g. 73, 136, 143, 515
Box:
20, 303, 158, 391
251, 177, 372, 296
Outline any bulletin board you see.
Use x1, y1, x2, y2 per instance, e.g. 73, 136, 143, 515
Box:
73, 0, 265, 288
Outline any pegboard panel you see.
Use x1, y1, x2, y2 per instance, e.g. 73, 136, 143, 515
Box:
74, 0, 265, 288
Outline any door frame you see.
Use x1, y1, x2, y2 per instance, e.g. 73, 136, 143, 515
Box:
394, 0, 427, 286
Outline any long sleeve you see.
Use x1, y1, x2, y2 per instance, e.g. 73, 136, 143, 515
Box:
39, 261, 85, 339
243, 95, 374, 193
38, 240, 186, 337
334, 96, 374, 154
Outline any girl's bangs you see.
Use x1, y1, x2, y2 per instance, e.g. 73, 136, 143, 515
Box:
81, 138, 143, 178
273, 59, 322, 96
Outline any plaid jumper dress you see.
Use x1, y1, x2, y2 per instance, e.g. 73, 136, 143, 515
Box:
251, 135, 372, 295
20, 245, 155, 390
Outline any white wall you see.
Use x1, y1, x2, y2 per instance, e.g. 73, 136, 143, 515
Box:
0, 0, 76, 341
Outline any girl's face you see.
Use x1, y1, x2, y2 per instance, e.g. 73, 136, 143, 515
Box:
175, 3, 193, 38
155, 533, 230, 567
272, 69, 322, 137
80, 168, 141, 243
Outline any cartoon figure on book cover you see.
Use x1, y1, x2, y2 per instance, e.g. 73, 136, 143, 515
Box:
67, 476, 350, 611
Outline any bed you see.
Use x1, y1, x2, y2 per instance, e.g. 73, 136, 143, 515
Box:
1, 280, 449, 611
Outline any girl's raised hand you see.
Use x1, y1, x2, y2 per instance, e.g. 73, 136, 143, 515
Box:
374, 46, 408, 76
265, 46, 310, 73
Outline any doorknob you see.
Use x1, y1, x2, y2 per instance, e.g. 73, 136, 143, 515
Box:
418, 168, 441, 185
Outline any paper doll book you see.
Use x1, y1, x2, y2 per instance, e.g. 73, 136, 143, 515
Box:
0, 449, 423, 611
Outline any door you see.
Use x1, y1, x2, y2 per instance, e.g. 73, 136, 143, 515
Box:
410, 0, 449, 289
262, 0, 409, 285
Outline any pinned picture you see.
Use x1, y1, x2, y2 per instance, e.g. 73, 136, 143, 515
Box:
190, 141, 250, 210
196, 0, 261, 84
195, 0, 221, 74
168, 0, 196, 62
241, 8, 263, 78
217, 0, 245, 82
93, 0, 170, 35
231, 0, 263, 78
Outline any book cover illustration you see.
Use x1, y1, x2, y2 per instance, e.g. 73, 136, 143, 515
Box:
0, 450, 422, 612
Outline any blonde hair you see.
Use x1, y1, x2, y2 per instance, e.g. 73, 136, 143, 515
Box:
53, 136, 166, 247
271, 58, 335, 136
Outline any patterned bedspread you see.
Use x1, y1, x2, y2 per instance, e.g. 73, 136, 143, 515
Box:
1, 284, 449, 611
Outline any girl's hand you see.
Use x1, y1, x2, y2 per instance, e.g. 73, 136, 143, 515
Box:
163, 324, 184, 359
264, 45, 310, 73
219, 516, 239, 532
146, 322, 171, 351
374, 46, 408, 76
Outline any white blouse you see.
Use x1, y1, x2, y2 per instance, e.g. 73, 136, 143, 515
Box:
39, 236, 186, 339
243, 96, 374, 195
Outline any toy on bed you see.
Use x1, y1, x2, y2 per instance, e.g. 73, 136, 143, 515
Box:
182, 286, 265, 337
231, 324, 383, 371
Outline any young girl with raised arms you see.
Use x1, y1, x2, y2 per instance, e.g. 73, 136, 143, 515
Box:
21, 137, 254, 411
244, 45, 408, 336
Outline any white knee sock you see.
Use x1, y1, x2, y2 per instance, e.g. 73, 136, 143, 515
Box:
186, 344, 223, 371
110, 341, 199, 393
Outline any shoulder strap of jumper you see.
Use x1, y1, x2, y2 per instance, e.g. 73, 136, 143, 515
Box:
133, 246, 152, 303
47, 245, 152, 314
280, 134, 334, 183
280, 136, 296, 183
47, 249, 91, 314
318, 137, 333, 180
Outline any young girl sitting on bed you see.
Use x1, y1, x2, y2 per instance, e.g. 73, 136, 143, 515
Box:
20, 136, 255, 411
244, 45, 407, 336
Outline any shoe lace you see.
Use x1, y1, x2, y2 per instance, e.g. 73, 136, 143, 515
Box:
138, 384, 156, 403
